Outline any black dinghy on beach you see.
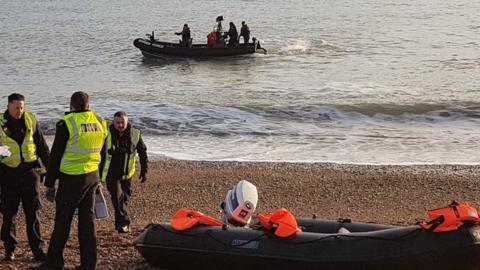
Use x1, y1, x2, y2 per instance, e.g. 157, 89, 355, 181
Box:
134, 218, 480, 270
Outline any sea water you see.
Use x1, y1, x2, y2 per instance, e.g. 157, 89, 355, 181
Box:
1, 0, 480, 164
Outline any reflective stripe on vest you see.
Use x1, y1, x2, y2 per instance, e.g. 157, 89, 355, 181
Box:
101, 127, 141, 182
0, 112, 38, 168
60, 111, 107, 175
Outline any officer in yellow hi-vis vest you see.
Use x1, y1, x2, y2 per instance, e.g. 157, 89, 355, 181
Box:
99, 111, 148, 234
0, 93, 50, 262
36, 92, 107, 270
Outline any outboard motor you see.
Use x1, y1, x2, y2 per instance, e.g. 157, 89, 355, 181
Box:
222, 180, 258, 227
146, 31, 155, 43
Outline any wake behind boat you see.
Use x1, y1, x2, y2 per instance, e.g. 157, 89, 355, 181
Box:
133, 33, 266, 58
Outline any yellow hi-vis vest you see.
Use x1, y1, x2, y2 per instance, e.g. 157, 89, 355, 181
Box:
59, 111, 107, 175
101, 127, 141, 182
0, 112, 38, 168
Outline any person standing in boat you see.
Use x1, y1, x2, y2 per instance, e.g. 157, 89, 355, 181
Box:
175, 24, 191, 47
214, 16, 226, 47
224, 22, 239, 47
214, 16, 224, 35
99, 111, 148, 234
239, 21, 250, 44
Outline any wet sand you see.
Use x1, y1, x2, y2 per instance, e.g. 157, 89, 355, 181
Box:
2, 160, 480, 269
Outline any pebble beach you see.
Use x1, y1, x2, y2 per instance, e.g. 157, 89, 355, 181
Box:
3, 0, 480, 269
2, 160, 480, 269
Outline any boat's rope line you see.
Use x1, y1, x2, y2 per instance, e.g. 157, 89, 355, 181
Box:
150, 224, 423, 247
151, 223, 211, 237
206, 228, 423, 247
269, 229, 423, 245
151, 223, 268, 247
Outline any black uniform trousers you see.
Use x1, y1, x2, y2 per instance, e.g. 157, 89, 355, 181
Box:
0, 167, 44, 254
44, 171, 98, 270
106, 177, 131, 229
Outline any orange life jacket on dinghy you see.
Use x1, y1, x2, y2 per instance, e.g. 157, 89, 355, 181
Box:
419, 201, 480, 232
258, 208, 302, 237
171, 208, 224, 231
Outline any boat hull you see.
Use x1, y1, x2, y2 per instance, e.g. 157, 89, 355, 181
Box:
134, 219, 480, 270
133, 38, 260, 58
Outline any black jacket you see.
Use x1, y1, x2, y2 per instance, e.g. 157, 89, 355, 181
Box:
226, 25, 238, 41
240, 25, 250, 37
0, 110, 49, 172
176, 27, 191, 40
45, 110, 106, 188
99, 124, 148, 181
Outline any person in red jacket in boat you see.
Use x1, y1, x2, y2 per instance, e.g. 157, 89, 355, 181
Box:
207, 31, 217, 47
208, 16, 225, 47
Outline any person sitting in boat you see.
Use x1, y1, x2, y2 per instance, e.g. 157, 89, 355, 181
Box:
224, 22, 238, 47
239, 21, 250, 44
175, 24, 191, 47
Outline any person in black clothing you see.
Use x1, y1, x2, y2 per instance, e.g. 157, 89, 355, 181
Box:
224, 22, 238, 47
0, 93, 49, 262
99, 111, 148, 233
34, 91, 107, 270
175, 24, 191, 47
239, 21, 250, 44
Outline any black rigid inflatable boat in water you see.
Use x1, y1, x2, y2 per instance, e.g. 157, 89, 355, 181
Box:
134, 218, 480, 270
133, 35, 266, 58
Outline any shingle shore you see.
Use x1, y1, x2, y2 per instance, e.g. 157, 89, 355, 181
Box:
3, 160, 479, 269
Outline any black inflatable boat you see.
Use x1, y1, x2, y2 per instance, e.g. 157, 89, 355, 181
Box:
134, 218, 480, 270
133, 37, 266, 58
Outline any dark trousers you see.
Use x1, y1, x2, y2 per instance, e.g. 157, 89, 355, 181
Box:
227, 38, 238, 47
45, 171, 99, 270
0, 168, 44, 254
106, 178, 131, 229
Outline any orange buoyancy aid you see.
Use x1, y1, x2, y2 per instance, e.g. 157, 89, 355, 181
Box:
420, 201, 480, 232
258, 208, 302, 237
207, 32, 217, 47
171, 208, 224, 231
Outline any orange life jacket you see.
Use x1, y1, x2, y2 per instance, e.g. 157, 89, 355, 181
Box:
207, 32, 217, 47
258, 208, 302, 237
420, 201, 480, 232
171, 208, 223, 231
